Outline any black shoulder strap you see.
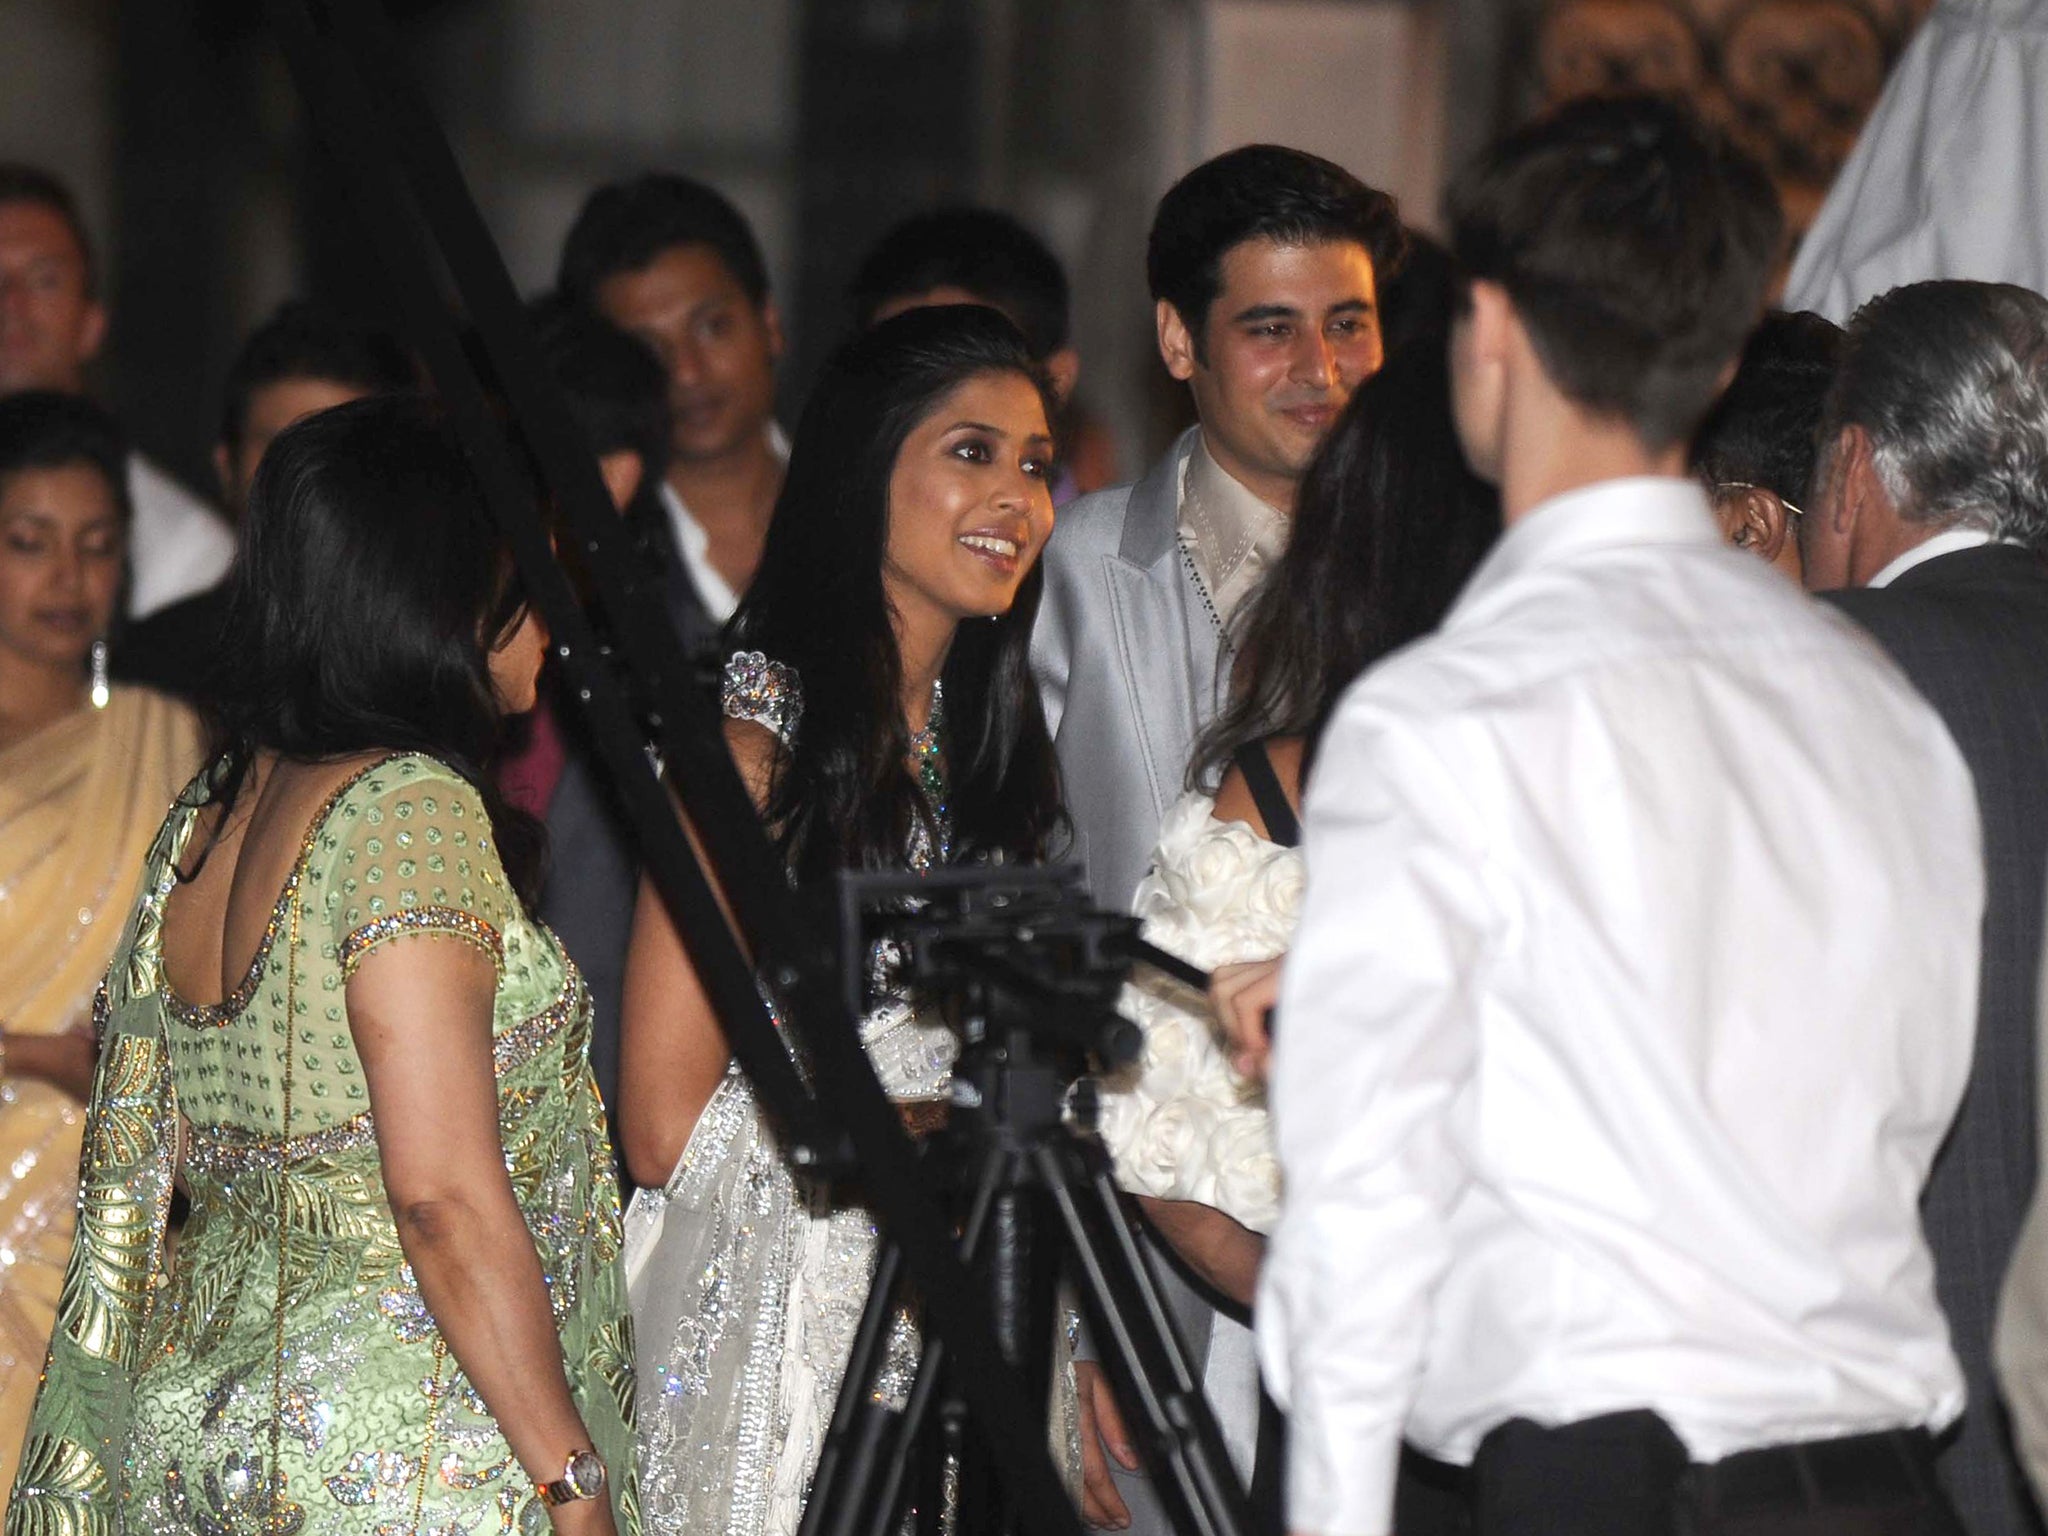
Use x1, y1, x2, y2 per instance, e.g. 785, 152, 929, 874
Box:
1232, 740, 1302, 849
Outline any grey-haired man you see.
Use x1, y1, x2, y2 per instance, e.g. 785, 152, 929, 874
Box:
1807, 279, 2048, 1536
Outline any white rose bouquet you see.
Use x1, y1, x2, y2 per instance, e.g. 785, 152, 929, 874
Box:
1100, 789, 1304, 1234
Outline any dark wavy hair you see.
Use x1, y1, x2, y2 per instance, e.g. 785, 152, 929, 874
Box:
730, 305, 1064, 881
203, 395, 546, 902
1192, 337, 1501, 785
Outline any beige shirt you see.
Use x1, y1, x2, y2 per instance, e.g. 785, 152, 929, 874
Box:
1177, 433, 1287, 634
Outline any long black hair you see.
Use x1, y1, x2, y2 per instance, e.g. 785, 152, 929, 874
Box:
205, 394, 547, 902
1192, 336, 1501, 785
730, 304, 1065, 881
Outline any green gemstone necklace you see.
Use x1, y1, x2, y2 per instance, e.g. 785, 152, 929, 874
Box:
907, 679, 951, 863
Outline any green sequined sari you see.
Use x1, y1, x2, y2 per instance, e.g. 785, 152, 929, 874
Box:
6, 753, 639, 1536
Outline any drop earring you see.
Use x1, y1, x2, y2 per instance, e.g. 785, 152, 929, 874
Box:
89, 638, 110, 710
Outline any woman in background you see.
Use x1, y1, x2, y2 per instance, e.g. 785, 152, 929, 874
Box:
1094, 338, 1500, 1510
620, 306, 1067, 1535
0, 391, 202, 1492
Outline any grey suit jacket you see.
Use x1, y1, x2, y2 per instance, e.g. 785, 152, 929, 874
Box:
1031, 428, 1223, 910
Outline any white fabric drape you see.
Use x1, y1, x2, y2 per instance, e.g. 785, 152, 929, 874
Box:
1785, 0, 2048, 320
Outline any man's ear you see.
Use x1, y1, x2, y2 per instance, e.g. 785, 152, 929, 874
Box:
761, 300, 786, 363
77, 299, 108, 368
1822, 424, 1876, 539
1156, 300, 1198, 383
1043, 345, 1080, 405
1466, 279, 1514, 370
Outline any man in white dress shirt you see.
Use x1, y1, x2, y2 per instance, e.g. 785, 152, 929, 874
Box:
0, 164, 232, 621
558, 173, 786, 638
1232, 96, 1984, 1536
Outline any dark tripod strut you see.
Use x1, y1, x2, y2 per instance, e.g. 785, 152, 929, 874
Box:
801, 1007, 1266, 1536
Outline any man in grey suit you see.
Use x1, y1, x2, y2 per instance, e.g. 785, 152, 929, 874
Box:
1803, 280, 2048, 1536
1030, 144, 1403, 1529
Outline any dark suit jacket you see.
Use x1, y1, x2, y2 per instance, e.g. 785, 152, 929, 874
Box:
1827, 543, 2048, 1536
111, 581, 232, 712
538, 537, 720, 1190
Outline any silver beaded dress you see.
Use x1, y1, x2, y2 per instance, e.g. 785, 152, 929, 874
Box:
623, 653, 961, 1535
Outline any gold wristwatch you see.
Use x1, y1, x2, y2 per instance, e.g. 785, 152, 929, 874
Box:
531, 1449, 607, 1518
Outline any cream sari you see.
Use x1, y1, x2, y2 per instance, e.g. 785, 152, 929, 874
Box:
0, 685, 200, 1493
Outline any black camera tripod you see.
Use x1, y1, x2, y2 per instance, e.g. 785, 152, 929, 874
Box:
796, 868, 1269, 1536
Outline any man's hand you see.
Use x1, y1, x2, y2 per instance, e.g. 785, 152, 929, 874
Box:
1211, 957, 1284, 1081
1074, 1360, 1138, 1528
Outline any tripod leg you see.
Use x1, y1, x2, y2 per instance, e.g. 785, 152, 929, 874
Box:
859, 1145, 1014, 1536
1034, 1137, 1271, 1536
954, 1174, 1062, 1536
801, 1235, 915, 1536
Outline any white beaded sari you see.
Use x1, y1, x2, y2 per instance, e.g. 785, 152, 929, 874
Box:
625, 653, 1073, 1535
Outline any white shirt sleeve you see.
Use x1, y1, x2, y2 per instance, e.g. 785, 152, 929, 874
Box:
1256, 701, 1496, 1536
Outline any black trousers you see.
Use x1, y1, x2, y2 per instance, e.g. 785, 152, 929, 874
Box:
1415, 1411, 1965, 1536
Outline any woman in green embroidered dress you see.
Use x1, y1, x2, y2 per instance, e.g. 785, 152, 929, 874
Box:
6, 397, 638, 1536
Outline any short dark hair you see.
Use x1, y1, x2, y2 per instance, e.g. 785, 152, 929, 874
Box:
219, 301, 416, 452
0, 389, 131, 525
1448, 94, 1782, 451
557, 173, 769, 307
1146, 145, 1404, 349
847, 207, 1071, 359
0, 163, 97, 299
1690, 311, 1843, 506
527, 293, 672, 475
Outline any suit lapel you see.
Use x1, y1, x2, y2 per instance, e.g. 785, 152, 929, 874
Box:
1105, 430, 1218, 814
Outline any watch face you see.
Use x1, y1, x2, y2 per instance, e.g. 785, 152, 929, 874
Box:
565, 1450, 607, 1499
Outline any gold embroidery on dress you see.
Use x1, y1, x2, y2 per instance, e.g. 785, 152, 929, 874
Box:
337, 907, 502, 980
183, 1113, 376, 1176
8, 1434, 109, 1536
61, 1034, 171, 1363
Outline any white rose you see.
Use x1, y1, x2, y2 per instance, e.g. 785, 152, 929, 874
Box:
1097, 1087, 1168, 1196
1172, 831, 1254, 928
1120, 1096, 1223, 1200
1207, 1111, 1282, 1235
1138, 1008, 1205, 1102
1189, 1037, 1259, 1108
1241, 850, 1305, 933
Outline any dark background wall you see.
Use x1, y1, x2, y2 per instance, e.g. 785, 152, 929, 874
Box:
1, 0, 1929, 505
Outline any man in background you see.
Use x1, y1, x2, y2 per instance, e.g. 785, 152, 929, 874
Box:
0, 163, 232, 620
559, 173, 785, 633
507, 293, 679, 1168
1804, 280, 2048, 1536
1030, 142, 1403, 1532
848, 204, 1122, 504
113, 299, 414, 706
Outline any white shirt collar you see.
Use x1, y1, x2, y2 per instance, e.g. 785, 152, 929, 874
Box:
1865, 526, 1998, 589
1175, 432, 1289, 628
659, 422, 790, 626
1452, 476, 1720, 620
